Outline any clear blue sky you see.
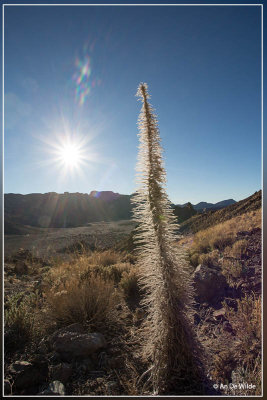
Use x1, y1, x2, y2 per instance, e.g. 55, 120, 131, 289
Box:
4, 5, 261, 204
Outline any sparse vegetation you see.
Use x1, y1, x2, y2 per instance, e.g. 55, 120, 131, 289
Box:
221, 258, 243, 281
210, 294, 261, 395
187, 203, 262, 396
4, 199, 262, 396
228, 239, 250, 259
189, 208, 261, 269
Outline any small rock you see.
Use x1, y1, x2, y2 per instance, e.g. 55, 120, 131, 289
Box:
10, 361, 32, 374
54, 323, 86, 334
54, 290, 68, 297
193, 264, 228, 304
213, 308, 226, 319
39, 380, 65, 395
236, 231, 250, 238
49, 325, 106, 360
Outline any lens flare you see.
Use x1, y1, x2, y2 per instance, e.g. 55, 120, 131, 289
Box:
72, 54, 101, 106
74, 55, 91, 105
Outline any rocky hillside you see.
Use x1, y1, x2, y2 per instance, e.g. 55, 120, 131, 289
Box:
185, 207, 261, 395
179, 190, 261, 234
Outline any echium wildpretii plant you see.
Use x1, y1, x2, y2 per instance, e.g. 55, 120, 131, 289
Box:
132, 83, 205, 395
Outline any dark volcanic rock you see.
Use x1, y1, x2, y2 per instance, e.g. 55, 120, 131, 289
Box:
10, 360, 48, 389
193, 264, 228, 304
48, 324, 107, 361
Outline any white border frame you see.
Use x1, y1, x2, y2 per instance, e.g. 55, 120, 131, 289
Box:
2, 3, 263, 398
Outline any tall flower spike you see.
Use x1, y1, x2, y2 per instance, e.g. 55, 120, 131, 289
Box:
132, 83, 206, 395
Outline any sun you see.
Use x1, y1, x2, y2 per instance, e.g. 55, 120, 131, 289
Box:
38, 126, 99, 179
59, 143, 81, 167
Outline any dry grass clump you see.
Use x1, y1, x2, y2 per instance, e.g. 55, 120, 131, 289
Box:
189, 209, 261, 268
86, 249, 123, 267
89, 263, 133, 284
227, 239, 249, 259
224, 294, 261, 367
221, 259, 243, 282
212, 349, 237, 383
46, 275, 119, 328
198, 250, 220, 268
192, 225, 234, 255
44, 249, 138, 329
119, 268, 139, 299
4, 290, 43, 349
221, 240, 250, 284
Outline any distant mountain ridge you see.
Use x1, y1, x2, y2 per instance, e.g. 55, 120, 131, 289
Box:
179, 190, 261, 234
4, 190, 242, 234
179, 199, 236, 211
4, 191, 133, 232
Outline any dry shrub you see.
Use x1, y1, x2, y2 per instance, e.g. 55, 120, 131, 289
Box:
221, 258, 243, 282
224, 294, 261, 395
87, 249, 122, 267
46, 275, 119, 328
119, 268, 139, 299
4, 290, 42, 349
211, 295, 261, 394
211, 235, 234, 251
191, 231, 213, 254
189, 209, 261, 269
198, 250, 220, 267
228, 239, 249, 259
193, 225, 234, 254
212, 349, 237, 383
46, 250, 124, 287
89, 262, 132, 284
224, 294, 261, 366
44, 250, 128, 329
